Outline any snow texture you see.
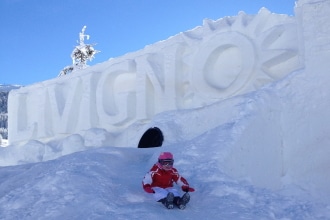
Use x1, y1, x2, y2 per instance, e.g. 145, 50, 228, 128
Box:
1, 0, 330, 219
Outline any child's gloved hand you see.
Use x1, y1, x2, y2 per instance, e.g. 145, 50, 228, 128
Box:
182, 185, 195, 192
143, 184, 155, 193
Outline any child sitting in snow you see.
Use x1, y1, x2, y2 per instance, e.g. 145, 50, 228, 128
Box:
142, 152, 195, 209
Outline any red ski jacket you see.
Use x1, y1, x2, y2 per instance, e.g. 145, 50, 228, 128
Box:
142, 163, 189, 192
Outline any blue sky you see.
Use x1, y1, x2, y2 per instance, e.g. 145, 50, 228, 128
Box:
1, 0, 296, 86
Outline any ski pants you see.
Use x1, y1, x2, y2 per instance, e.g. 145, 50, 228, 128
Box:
152, 187, 181, 202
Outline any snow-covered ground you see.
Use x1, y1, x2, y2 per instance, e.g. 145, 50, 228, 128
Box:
1, 0, 330, 219
0, 130, 329, 220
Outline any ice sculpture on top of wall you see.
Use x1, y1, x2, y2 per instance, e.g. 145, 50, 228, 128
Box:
58, 26, 100, 77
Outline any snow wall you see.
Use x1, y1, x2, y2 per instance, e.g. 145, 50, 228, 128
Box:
8, 7, 302, 145
222, 0, 330, 201
8, 0, 330, 201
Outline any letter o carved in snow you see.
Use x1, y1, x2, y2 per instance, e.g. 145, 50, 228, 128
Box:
192, 32, 255, 99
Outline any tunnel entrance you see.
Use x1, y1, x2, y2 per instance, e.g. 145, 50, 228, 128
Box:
138, 127, 164, 148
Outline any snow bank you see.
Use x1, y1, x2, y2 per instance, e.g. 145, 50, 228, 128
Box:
223, 0, 330, 202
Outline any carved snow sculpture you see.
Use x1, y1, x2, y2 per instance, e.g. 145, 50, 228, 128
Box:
9, 9, 301, 144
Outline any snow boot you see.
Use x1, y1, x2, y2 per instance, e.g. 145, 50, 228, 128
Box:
177, 192, 190, 210
162, 192, 174, 209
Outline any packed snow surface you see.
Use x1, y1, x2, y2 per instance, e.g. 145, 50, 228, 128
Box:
0, 135, 329, 219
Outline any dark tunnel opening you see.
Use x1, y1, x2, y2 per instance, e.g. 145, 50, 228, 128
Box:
138, 127, 164, 148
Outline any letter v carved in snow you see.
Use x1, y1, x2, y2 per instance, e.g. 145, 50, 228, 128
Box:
46, 79, 83, 134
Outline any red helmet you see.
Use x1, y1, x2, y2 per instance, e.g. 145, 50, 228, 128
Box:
158, 152, 173, 160
158, 152, 174, 170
